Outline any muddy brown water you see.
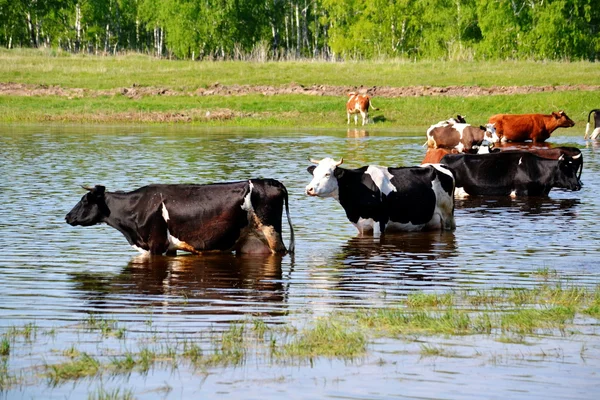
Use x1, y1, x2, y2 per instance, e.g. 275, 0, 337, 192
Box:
1, 125, 599, 399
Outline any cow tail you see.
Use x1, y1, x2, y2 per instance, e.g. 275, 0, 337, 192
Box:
283, 186, 295, 254
370, 100, 379, 111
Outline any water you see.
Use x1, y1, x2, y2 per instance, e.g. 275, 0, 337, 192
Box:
1, 125, 599, 399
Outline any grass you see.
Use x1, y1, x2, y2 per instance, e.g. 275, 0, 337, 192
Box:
0, 283, 598, 392
2, 48, 599, 89
0, 49, 598, 128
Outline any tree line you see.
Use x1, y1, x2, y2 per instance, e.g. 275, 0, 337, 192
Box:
1, 0, 598, 61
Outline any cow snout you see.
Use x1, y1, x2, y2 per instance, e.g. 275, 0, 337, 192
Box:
305, 185, 317, 196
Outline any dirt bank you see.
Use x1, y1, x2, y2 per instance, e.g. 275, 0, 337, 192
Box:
1, 82, 598, 99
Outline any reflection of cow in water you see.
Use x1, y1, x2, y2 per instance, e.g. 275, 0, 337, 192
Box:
328, 232, 458, 288
70, 254, 288, 316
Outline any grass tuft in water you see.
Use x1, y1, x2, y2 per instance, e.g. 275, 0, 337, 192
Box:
283, 319, 367, 359
87, 386, 135, 400
405, 292, 454, 309
46, 353, 101, 385
0, 338, 9, 356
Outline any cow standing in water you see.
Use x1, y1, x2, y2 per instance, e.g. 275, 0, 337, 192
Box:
305, 158, 455, 234
346, 92, 379, 126
440, 152, 582, 197
65, 180, 295, 255
489, 111, 575, 142
426, 123, 499, 153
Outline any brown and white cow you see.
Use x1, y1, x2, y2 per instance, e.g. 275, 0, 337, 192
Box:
489, 111, 575, 142
426, 123, 499, 153
347, 92, 379, 126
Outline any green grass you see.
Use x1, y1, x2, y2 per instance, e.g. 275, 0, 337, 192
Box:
0, 49, 598, 128
1, 48, 599, 89
0, 91, 595, 129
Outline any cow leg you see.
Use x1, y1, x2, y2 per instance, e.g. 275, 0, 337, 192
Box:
347, 112, 351, 124
361, 111, 368, 125
354, 114, 358, 125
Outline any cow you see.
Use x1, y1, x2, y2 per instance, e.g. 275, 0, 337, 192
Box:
494, 146, 583, 180
65, 180, 295, 255
421, 148, 458, 164
347, 92, 379, 126
584, 109, 600, 140
439, 151, 582, 197
488, 111, 575, 142
426, 123, 499, 153
305, 158, 456, 234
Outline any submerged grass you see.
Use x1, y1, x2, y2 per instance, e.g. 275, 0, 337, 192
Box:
1, 283, 598, 391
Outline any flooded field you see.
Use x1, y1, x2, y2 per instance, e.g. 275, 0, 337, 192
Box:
1, 125, 599, 399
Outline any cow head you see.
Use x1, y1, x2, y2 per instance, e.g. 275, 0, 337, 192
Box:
555, 155, 582, 191
482, 123, 500, 143
305, 157, 343, 198
65, 185, 110, 226
552, 111, 575, 128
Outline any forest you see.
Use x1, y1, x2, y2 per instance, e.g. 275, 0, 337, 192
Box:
0, 1, 599, 61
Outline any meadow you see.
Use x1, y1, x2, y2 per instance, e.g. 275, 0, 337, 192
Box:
0, 49, 598, 129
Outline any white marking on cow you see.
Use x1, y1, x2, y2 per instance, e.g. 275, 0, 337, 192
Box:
352, 218, 379, 235
162, 203, 170, 222
132, 245, 149, 254
241, 180, 254, 211
510, 190, 517, 198
430, 176, 455, 231
455, 142, 465, 153
453, 123, 469, 139
454, 187, 469, 198
365, 165, 397, 196
518, 157, 523, 165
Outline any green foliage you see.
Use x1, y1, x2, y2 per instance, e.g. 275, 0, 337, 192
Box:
0, 0, 598, 60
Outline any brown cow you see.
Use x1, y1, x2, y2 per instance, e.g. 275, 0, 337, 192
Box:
421, 148, 458, 165
489, 111, 575, 143
347, 92, 379, 126
426, 123, 499, 153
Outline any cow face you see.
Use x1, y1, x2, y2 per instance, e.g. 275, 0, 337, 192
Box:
305, 158, 343, 198
483, 123, 500, 143
556, 156, 582, 191
65, 185, 110, 226
553, 111, 576, 128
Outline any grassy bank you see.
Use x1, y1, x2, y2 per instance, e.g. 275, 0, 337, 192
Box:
0, 91, 596, 130
0, 49, 598, 128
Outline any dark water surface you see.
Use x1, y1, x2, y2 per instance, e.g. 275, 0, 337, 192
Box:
1, 125, 599, 399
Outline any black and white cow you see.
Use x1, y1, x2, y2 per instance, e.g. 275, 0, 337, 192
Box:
439, 151, 582, 197
305, 158, 456, 234
65, 180, 295, 255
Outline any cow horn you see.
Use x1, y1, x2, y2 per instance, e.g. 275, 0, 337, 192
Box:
308, 157, 321, 164
335, 158, 344, 166
81, 185, 95, 191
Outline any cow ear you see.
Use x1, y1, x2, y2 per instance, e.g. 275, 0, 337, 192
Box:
307, 165, 316, 175
552, 112, 561, 119
479, 125, 485, 130
334, 168, 345, 179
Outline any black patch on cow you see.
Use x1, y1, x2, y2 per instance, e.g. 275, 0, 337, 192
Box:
331, 166, 446, 230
